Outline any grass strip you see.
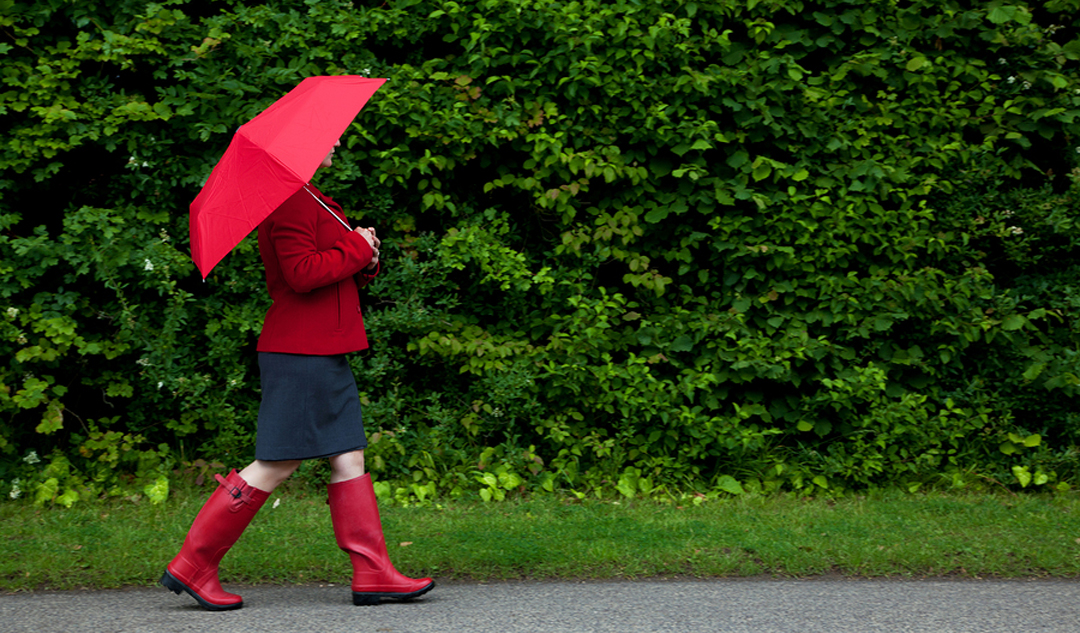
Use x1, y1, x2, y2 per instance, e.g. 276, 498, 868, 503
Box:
3, 488, 1079, 591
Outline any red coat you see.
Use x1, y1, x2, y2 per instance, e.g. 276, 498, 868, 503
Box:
256, 185, 378, 355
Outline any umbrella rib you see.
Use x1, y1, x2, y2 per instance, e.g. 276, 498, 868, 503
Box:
303, 186, 353, 231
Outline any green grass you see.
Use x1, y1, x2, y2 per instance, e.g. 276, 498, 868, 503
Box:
4, 487, 1080, 591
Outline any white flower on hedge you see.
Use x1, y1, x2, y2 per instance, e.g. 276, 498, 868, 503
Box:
157, 381, 164, 389
1007, 76, 1016, 84
23, 451, 39, 464
1009, 226, 1024, 235
144, 259, 154, 271
5, 307, 17, 318
137, 357, 150, 366
9, 480, 20, 500
1022, 81, 1031, 90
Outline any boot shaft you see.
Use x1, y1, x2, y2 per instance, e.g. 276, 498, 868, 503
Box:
164, 469, 270, 610
326, 473, 434, 598
327, 473, 385, 552
180, 470, 270, 563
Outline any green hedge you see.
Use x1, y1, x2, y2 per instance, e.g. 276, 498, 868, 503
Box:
2, 0, 1080, 505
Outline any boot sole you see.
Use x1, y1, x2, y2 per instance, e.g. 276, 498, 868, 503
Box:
160, 570, 243, 611
352, 580, 436, 605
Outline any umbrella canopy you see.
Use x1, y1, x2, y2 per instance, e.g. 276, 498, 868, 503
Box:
189, 75, 386, 279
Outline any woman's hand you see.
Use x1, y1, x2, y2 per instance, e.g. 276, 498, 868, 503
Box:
354, 227, 380, 270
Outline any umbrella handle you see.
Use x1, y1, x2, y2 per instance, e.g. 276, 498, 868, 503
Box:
304, 185, 353, 231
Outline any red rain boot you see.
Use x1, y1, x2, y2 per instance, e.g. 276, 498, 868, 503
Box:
328, 473, 435, 605
160, 469, 269, 611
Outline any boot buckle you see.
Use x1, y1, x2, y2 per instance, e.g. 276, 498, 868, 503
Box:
215, 473, 254, 509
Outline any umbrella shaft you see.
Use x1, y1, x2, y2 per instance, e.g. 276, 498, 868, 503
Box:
304, 186, 353, 231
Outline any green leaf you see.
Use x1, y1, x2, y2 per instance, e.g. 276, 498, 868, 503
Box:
411, 482, 430, 501
1001, 314, 1026, 331
34, 478, 59, 506
499, 471, 524, 490
670, 335, 693, 352
644, 206, 670, 223
145, 476, 169, 504
726, 151, 749, 169
35, 401, 64, 434
752, 162, 772, 181
906, 56, 928, 72
987, 6, 1016, 24
1012, 465, 1031, 488
373, 482, 392, 500
1022, 363, 1045, 381
716, 475, 745, 495
57, 488, 79, 508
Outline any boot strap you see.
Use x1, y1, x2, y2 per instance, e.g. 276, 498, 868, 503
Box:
215, 473, 255, 509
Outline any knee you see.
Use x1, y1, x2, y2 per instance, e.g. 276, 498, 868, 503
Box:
261, 459, 302, 486
329, 450, 365, 482
241, 459, 301, 492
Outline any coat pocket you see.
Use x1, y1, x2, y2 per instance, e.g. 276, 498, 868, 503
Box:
334, 281, 343, 332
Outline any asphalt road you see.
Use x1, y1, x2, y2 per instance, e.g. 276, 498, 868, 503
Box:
2, 579, 1078, 633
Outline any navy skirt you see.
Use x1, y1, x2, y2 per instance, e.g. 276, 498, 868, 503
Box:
255, 352, 368, 461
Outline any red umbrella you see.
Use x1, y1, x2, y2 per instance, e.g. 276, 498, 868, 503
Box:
189, 75, 386, 279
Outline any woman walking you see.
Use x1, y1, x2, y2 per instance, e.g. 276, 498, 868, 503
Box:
162, 139, 434, 611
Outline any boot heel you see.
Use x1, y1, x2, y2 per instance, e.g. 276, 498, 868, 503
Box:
160, 571, 184, 595
353, 593, 380, 606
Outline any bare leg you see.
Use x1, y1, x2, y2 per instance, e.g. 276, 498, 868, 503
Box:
328, 450, 365, 483
239, 459, 302, 493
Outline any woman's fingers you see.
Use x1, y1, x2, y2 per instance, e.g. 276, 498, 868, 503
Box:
354, 228, 380, 268
353, 227, 376, 248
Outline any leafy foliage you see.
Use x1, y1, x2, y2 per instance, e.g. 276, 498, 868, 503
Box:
2, 0, 1079, 505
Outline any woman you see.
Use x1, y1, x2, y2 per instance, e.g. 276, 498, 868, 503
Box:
161, 140, 434, 610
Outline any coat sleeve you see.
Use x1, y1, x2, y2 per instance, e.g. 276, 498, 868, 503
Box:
267, 195, 375, 294
355, 261, 380, 289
